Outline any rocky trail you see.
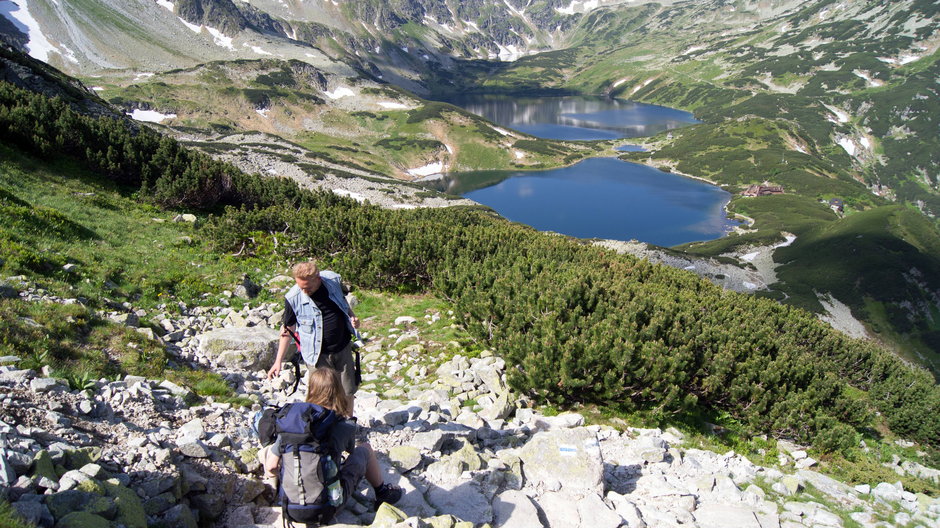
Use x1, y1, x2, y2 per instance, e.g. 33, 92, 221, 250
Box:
1, 278, 939, 528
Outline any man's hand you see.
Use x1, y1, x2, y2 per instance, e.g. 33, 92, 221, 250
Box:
350, 315, 360, 329
267, 363, 281, 379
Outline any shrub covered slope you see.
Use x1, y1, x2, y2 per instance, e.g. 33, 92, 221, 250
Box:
2, 81, 937, 450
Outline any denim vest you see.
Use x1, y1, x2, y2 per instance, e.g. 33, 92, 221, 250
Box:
285, 271, 354, 366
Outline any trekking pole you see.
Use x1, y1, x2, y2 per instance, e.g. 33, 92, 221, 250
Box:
352, 329, 364, 386
283, 328, 303, 396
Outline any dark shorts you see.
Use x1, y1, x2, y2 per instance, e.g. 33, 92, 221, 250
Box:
339, 444, 369, 506
314, 342, 358, 396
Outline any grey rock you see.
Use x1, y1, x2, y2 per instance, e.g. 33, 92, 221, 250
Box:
190, 492, 225, 520
394, 316, 417, 326
492, 489, 544, 528
578, 493, 626, 528
0, 355, 20, 365
228, 505, 255, 527
381, 410, 411, 427
143, 492, 177, 515
411, 430, 447, 453
162, 504, 198, 528
46, 490, 96, 520
539, 491, 585, 528
29, 378, 64, 393
198, 326, 280, 370
694, 504, 763, 528
177, 418, 205, 442
519, 428, 604, 495
178, 440, 210, 458
426, 480, 492, 525
607, 492, 646, 528
0, 451, 15, 486
12, 500, 53, 527
77, 400, 94, 415
57, 469, 90, 491
108, 313, 139, 327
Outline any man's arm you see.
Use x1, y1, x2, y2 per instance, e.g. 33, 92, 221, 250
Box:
267, 325, 295, 379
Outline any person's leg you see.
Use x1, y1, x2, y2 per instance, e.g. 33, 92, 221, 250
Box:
339, 444, 402, 509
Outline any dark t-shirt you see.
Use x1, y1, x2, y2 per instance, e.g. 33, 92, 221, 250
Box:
283, 285, 351, 355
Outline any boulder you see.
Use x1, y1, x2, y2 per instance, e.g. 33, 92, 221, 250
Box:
492, 490, 543, 528
198, 327, 280, 370
388, 446, 423, 473
578, 493, 626, 528
29, 378, 64, 393
426, 481, 493, 525
694, 504, 763, 528
12, 500, 53, 527
55, 511, 110, 528
162, 504, 198, 528
519, 428, 604, 495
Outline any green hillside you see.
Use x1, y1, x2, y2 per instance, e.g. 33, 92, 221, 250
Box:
2, 79, 938, 454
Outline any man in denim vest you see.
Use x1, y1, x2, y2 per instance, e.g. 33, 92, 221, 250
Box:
267, 261, 360, 408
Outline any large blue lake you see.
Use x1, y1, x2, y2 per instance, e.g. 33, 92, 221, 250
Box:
430, 95, 738, 246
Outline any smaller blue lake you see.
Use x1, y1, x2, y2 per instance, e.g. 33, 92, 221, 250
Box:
443, 94, 699, 140
430, 95, 736, 246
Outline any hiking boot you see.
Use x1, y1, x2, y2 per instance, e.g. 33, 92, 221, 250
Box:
373, 482, 403, 509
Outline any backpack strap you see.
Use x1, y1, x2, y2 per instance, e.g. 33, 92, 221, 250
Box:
292, 444, 307, 506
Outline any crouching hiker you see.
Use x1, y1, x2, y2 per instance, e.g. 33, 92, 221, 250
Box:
267, 261, 361, 412
257, 368, 402, 526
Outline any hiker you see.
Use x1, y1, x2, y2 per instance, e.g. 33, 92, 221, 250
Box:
267, 261, 360, 409
259, 367, 403, 522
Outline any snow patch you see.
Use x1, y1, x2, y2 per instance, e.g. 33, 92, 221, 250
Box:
156, 0, 174, 12
378, 101, 409, 109
256, 109, 269, 118
332, 189, 366, 202
206, 27, 234, 50
135, 72, 155, 81
682, 45, 705, 55
247, 44, 272, 56
838, 137, 857, 157
128, 109, 177, 123
630, 77, 655, 96
324, 87, 354, 99
740, 252, 760, 262
853, 70, 883, 87
824, 104, 849, 123
556, 0, 600, 15
743, 282, 758, 290
899, 54, 920, 65
492, 127, 512, 136
514, 150, 525, 159
445, 144, 453, 154
407, 161, 444, 177
613, 77, 630, 88
91, 86, 105, 91
859, 137, 871, 150
1, 0, 59, 63
178, 17, 202, 33
774, 235, 796, 249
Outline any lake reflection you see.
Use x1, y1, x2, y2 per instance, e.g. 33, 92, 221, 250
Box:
431, 158, 737, 247
443, 94, 699, 140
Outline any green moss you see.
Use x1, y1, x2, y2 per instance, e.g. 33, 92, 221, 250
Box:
103, 480, 147, 528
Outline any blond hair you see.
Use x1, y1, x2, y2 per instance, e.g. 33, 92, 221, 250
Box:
306, 367, 352, 418
292, 261, 319, 280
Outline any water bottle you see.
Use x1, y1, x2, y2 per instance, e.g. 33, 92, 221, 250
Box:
324, 456, 343, 506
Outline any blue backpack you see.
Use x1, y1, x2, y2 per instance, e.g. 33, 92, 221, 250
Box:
264, 403, 344, 526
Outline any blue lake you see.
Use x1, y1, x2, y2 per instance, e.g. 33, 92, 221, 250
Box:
432, 95, 736, 246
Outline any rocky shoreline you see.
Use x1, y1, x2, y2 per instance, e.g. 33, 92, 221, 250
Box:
1, 280, 939, 528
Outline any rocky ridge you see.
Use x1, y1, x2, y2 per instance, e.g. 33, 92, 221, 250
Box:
1, 277, 939, 528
